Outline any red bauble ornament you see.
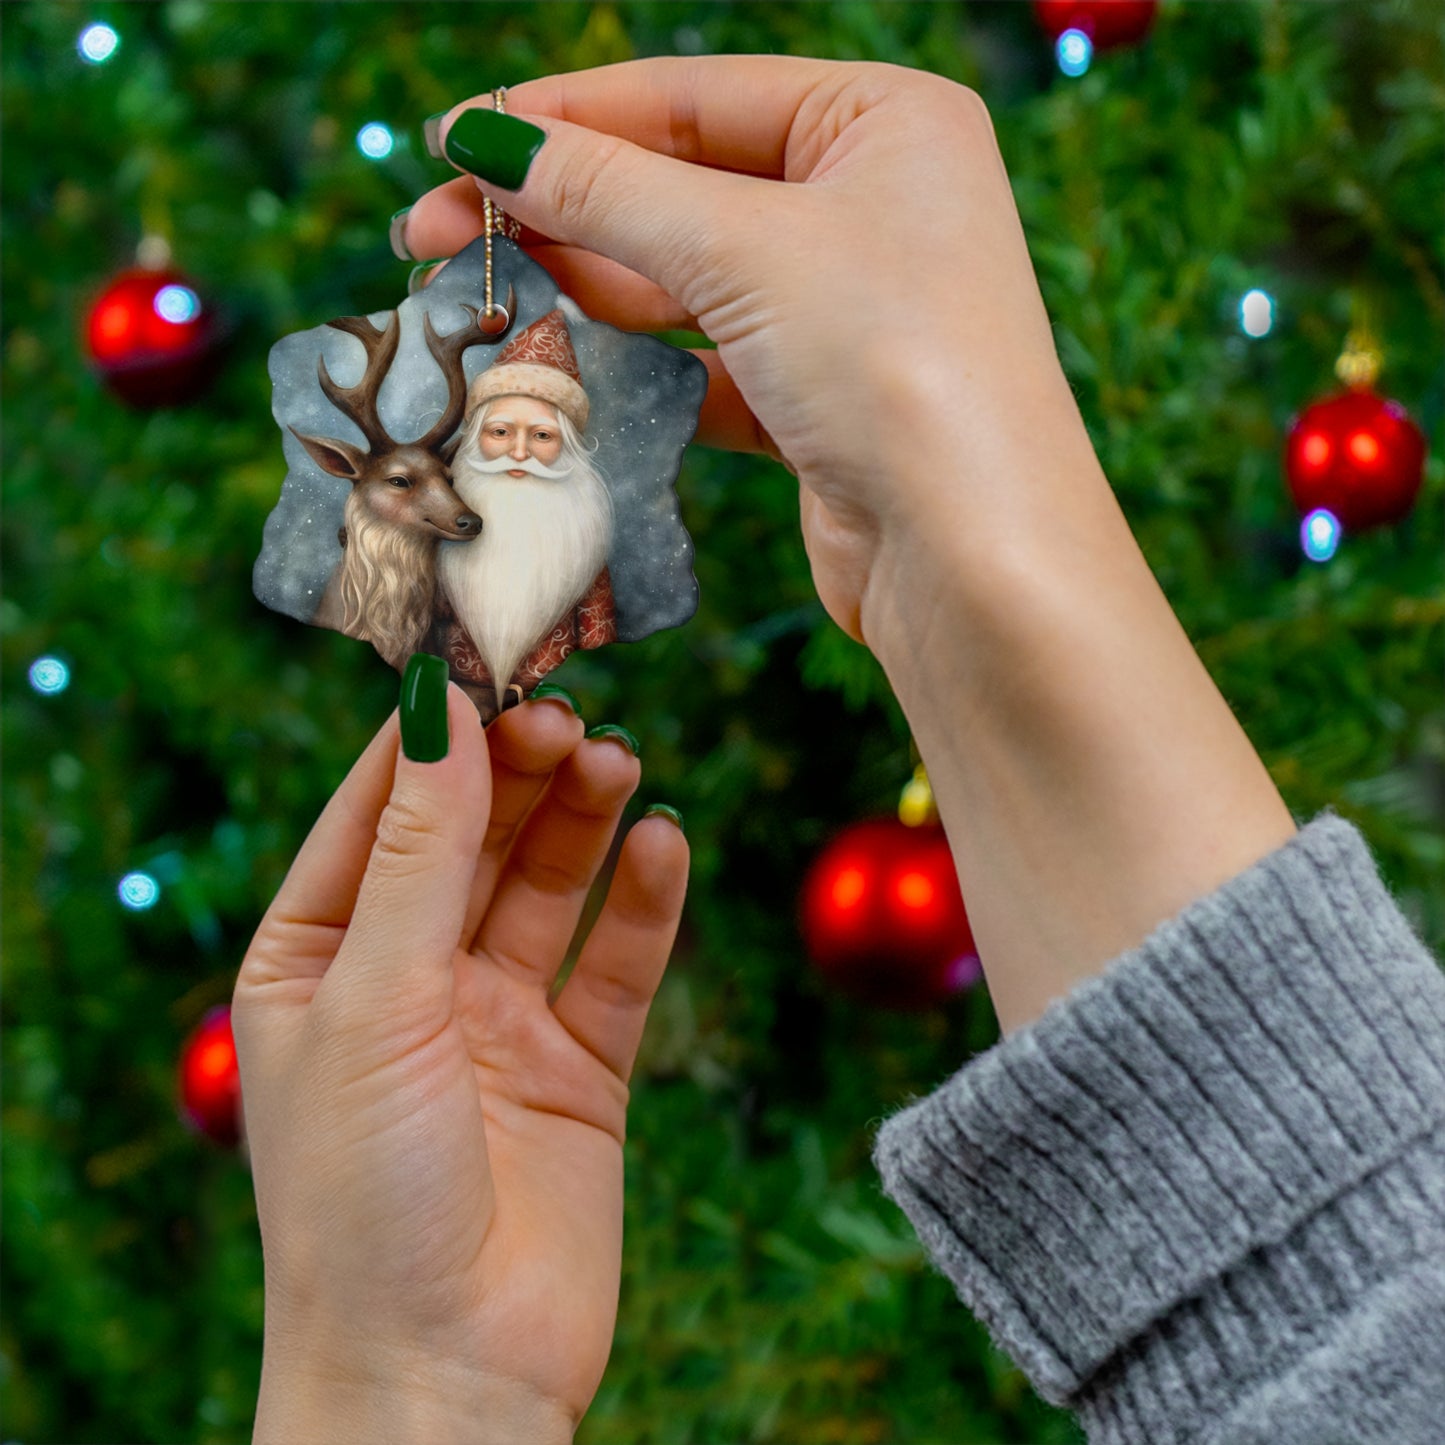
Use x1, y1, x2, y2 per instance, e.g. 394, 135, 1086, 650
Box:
178, 1005, 242, 1147
85, 266, 220, 406
800, 818, 980, 1010
1033, 0, 1158, 49
1284, 388, 1426, 532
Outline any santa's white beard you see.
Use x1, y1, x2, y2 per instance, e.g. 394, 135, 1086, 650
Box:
439, 452, 613, 705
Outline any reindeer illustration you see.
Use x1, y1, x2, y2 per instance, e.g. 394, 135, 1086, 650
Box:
290, 297, 512, 669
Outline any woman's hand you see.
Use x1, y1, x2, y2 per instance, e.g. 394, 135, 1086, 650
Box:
403, 56, 1087, 644
233, 685, 687, 1443
404, 58, 1294, 1034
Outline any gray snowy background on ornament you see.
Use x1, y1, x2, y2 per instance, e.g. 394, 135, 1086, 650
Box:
255, 235, 705, 644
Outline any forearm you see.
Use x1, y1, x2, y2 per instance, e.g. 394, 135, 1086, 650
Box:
859, 379, 1295, 1033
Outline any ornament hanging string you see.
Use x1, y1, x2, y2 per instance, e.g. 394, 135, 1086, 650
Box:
480, 87, 523, 331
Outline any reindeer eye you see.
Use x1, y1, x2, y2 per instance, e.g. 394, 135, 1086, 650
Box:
386, 475, 411, 488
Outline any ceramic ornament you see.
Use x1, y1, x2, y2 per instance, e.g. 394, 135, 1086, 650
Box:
256, 234, 706, 720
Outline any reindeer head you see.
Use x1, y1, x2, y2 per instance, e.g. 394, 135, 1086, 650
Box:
290, 296, 514, 542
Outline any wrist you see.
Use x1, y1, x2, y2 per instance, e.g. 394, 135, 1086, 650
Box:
254, 1338, 575, 1445
854, 394, 1293, 1034
856, 387, 1120, 681
852, 333, 1110, 640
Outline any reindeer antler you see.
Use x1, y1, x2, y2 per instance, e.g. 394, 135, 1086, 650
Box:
416, 289, 516, 452
317, 313, 402, 453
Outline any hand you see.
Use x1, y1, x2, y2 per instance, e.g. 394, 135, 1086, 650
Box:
233, 689, 687, 1443
405, 58, 1294, 1034
403, 56, 1087, 644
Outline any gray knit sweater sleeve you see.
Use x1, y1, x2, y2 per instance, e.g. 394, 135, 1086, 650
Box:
871, 814, 1445, 1444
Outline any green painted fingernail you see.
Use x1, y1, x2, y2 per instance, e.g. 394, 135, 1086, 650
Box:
528, 682, 581, 715
423, 112, 446, 160
407, 258, 447, 296
400, 653, 450, 762
443, 107, 546, 191
644, 804, 684, 834
585, 723, 639, 756
388, 206, 413, 261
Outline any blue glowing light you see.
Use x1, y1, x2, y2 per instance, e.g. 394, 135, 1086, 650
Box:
357, 122, 395, 160
1301, 508, 1341, 563
28, 657, 71, 695
78, 23, 120, 64
154, 284, 201, 324
118, 871, 161, 910
1240, 289, 1274, 338
1057, 28, 1093, 77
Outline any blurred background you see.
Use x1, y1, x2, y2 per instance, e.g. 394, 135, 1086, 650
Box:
2, 3, 1440, 1441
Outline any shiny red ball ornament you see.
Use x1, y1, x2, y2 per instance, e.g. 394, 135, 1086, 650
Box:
85, 266, 219, 406
1033, 0, 1158, 49
1284, 389, 1426, 532
178, 1006, 242, 1147
800, 818, 980, 1010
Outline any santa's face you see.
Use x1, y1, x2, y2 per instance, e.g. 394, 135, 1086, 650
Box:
475, 395, 564, 476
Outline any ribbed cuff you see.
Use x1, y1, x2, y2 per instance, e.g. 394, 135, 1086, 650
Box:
872, 814, 1445, 1428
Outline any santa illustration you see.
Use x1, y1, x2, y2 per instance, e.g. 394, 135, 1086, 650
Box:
434, 309, 618, 719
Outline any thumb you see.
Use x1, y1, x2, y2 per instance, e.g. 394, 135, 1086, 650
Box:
326, 658, 489, 1024
441, 104, 762, 320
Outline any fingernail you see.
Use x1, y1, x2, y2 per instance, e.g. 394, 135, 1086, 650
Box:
407, 258, 447, 296
443, 107, 546, 191
585, 723, 639, 756
644, 803, 684, 834
423, 112, 446, 160
400, 653, 450, 762
528, 682, 581, 716
388, 206, 413, 261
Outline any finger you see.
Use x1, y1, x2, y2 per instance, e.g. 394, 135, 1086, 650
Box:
403, 176, 699, 328
503, 56, 856, 178
517, 245, 700, 332
238, 712, 403, 989
471, 735, 641, 991
232, 712, 405, 1081
550, 813, 689, 1082
325, 682, 491, 1022
694, 350, 788, 463
437, 102, 766, 317
401, 174, 554, 258
460, 695, 586, 948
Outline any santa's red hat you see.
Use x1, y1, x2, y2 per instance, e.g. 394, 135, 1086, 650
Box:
465, 308, 589, 432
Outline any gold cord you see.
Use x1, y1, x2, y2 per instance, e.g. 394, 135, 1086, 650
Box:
481, 86, 521, 321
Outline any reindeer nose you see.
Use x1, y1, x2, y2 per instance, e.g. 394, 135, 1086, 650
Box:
454, 511, 483, 536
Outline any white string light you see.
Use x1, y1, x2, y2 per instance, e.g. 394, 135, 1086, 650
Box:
356, 122, 395, 160
78, 22, 120, 64
1057, 28, 1093, 77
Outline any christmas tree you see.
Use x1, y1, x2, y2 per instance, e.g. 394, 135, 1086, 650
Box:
3, 3, 1440, 1441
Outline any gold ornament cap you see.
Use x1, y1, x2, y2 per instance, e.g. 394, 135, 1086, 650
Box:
1334, 329, 1382, 390
898, 764, 938, 827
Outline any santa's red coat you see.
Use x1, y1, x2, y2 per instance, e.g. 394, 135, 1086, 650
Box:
434, 567, 618, 700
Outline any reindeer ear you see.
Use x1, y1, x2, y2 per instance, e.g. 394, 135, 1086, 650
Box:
439, 430, 464, 466
288, 426, 368, 481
